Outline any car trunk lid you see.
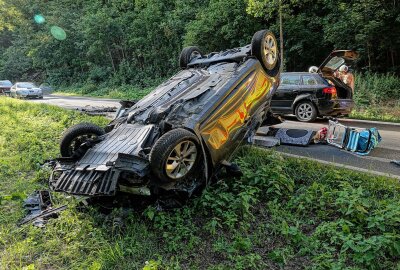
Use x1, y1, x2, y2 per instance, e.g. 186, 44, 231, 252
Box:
318, 50, 358, 76
319, 50, 358, 100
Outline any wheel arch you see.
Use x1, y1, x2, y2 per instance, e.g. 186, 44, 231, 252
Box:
291, 94, 319, 115
153, 126, 214, 182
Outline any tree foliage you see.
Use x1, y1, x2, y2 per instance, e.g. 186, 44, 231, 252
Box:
0, 0, 399, 87
247, 0, 400, 72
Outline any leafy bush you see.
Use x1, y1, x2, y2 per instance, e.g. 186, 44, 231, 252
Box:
354, 72, 400, 105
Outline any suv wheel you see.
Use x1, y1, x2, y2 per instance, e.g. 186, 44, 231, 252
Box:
150, 128, 201, 183
295, 101, 317, 122
251, 30, 281, 77
60, 123, 105, 157
179, 46, 203, 69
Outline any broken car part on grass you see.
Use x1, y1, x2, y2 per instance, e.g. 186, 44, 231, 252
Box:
49, 30, 281, 200
19, 190, 67, 227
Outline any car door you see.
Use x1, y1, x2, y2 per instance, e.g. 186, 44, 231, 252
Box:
271, 74, 300, 113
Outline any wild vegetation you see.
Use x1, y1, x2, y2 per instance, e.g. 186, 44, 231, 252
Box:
0, 0, 399, 84
1, 97, 399, 269
1, 0, 399, 121
351, 73, 400, 122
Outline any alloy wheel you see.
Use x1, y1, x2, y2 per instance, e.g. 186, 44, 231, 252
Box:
297, 103, 314, 121
264, 34, 278, 67
165, 140, 197, 180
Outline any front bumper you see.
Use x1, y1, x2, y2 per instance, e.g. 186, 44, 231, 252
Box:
50, 153, 149, 196
20, 94, 42, 98
317, 99, 354, 116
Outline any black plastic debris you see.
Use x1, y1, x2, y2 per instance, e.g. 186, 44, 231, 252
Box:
18, 190, 67, 227
391, 160, 400, 167
77, 106, 117, 116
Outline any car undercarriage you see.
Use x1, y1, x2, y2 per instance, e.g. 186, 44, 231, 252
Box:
49, 30, 281, 199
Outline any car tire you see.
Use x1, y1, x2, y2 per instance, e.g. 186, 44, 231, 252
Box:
60, 123, 105, 157
150, 128, 201, 183
179, 46, 203, 69
295, 101, 318, 122
251, 30, 281, 77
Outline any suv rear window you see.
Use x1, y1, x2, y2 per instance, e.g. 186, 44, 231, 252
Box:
302, 75, 318, 85
280, 75, 300, 85
325, 56, 345, 70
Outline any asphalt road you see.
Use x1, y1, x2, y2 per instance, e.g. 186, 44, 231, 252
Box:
29, 94, 400, 178
31, 94, 119, 110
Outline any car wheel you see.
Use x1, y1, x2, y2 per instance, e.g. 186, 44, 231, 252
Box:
179, 46, 203, 69
60, 123, 105, 157
150, 128, 201, 183
295, 101, 317, 122
251, 30, 281, 77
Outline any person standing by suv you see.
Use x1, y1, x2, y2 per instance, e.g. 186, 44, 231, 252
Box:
334, 65, 354, 92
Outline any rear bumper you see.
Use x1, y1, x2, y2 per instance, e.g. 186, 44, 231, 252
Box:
317, 99, 354, 116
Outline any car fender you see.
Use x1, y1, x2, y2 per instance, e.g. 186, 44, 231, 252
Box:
291, 94, 318, 113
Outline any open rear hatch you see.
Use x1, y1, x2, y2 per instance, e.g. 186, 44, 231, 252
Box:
318, 50, 358, 76
319, 50, 358, 99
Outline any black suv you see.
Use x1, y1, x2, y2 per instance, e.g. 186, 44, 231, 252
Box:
271, 50, 358, 122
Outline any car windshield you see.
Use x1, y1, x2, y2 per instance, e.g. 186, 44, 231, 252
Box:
17, 82, 37, 88
324, 56, 345, 71
0, 81, 12, 86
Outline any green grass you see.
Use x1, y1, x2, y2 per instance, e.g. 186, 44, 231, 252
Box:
1, 97, 400, 269
350, 104, 400, 123
54, 84, 155, 100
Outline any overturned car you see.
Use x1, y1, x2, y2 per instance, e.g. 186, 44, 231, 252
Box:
50, 30, 281, 198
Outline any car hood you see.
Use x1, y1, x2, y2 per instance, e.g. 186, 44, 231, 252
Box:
318, 50, 358, 76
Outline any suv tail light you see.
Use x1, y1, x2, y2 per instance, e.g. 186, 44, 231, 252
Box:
323, 86, 337, 94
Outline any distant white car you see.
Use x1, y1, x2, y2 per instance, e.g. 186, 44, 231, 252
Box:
10, 82, 43, 99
